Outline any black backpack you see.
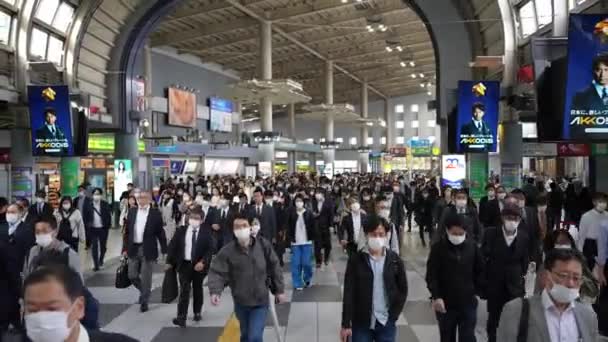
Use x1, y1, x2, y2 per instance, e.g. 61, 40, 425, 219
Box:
57, 211, 73, 243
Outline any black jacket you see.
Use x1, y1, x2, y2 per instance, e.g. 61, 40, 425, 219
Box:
338, 212, 367, 244
166, 225, 212, 267
389, 193, 406, 228
28, 202, 54, 222
123, 207, 168, 261
0, 239, 21, 327
341, 249, 408, 329
312, 199, 334, 230
479, 197, 501, 228
287, 208, 316, 243
519, 206, 542, 266
436, 205, 482, 243
248, 204, 277, 240
90, 200, 112, 229
0, 221, 35, 271
426, 237, 484, 309
482, 226, 529, 300
74, 196, 94, 227
414, 195, 434, 226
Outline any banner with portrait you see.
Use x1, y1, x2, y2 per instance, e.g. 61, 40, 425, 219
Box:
441, 155, 466, 189
28, 85, 73, 156
455, 81, 499, 153
114, 160, 133, 202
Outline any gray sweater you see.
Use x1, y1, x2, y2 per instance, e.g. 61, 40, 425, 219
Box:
24, 240, 82, 279
207, 236, 284, 306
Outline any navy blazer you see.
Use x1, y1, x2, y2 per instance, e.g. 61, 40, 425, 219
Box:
123, 207, 168, 261
248, 204, 277, 241
311, 199, 333, 229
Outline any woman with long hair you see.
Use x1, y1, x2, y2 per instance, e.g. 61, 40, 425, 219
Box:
53, 196, 86, 251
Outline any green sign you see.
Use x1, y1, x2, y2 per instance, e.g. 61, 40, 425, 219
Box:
61, 158, 80, 198
501, 164, 521, 191
88, 135, 146, 152
592, 144, 608, 156
468, 154, 488, 202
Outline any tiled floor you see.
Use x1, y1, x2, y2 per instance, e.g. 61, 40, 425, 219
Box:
86, 225, 490, 341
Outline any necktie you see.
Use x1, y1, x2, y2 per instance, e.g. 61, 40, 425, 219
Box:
38, 203, 42, 215
258, 206, 261, 217
191, 229, 198, 261
603, 88, 608, 106
222, 210, 226, 220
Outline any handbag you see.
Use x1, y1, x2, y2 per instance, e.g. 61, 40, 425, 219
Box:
115, 257, 131, 289
161, 267, 178, 303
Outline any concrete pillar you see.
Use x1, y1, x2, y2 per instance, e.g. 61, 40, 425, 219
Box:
287, 151, 296, 174
359, 82, 369, 173
144, 41, 153, 104
288, 103, 296, 140
553, 0, 569, 37
235, 102, 243, 145
384, 99, 392, 149
115, 132, 140, 187
323, 60, 335, 164
500, 121, 523, 190
258, 21, 274, 162
11, 107, 33, 201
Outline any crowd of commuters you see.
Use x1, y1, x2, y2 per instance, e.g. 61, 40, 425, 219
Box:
0, 171, 606, 342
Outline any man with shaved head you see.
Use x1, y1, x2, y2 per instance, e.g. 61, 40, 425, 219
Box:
122, 191, 167, 312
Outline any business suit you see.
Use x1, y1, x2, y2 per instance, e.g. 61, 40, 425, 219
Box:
28, 202, 54, 222
211, 206, 236, 253
0, 221, 35, 272
569, 85, 608, 138
482, 226, 530, 342
338, 212, 367, 256
497, 294, 598, 342
0, 239, 22, 331
248, 203, 277, 241
479, 197, 501, 229
389, 193, 406, 234
74, 195, 94, 247
166, 225, 212, 320
35, 124, 66, 141
519, 206, 543, 269
123, 207, 168, 305
89, 200, 112, 270
312, 199, 333, 266
460, 119, 493, 151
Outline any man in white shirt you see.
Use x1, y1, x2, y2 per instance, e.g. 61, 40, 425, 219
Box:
339, 199, 368, 256
288, 196, 315, 291
578, 192, 608, 270
497, 248, 598, 342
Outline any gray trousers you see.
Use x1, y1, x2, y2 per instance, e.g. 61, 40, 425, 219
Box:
128, 246, 155, 304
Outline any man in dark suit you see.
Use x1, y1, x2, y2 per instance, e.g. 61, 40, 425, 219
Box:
312, 188, 333, 267
570, 54, 608, 116
34, 107, 68, 155
384, 184, 406, 240
459, 102, 493, 152
29, 190, 54, 222
482, 204, 530, 342
212, 194, 236, 252
166, 207, 212, 327
73, 186, 93, 249
479, 184, 501, 229
248, 187, 277, 241
122, 191, 167, 312
235, 193, 250, 215
22, 264, 137, 342
0, 238, 22, 333
512, 190, 543, 269
90, 188, 112, 271
338, 198, 367, 256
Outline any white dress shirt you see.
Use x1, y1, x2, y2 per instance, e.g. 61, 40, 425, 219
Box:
577, 209, 608, 250
352, 211, 362, 242
134, 206, 150, 243
76, 324, 90, 342
294, 210, 310, 245
92, 201, 103, 228
541, 290, 580, 342
184, 225, 198, 261
8, 222, 18, 236
317, 200, 323, 213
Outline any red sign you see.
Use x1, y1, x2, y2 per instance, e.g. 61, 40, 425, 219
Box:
389, 147, 407, 157
557, 143, 590, 156
0, 148, 10, 163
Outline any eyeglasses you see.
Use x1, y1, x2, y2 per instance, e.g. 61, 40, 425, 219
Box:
551, 271, 583, 285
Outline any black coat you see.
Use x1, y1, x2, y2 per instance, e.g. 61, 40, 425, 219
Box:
74, 196, 94, 227
0, 239, 21, 327
342, 249, 408, 329
90, 200, 112, 229
436, 205, 482, 243
479, 197, 501, 228
247, 204, 277, 241
287, 208, 316, 243
519, 206, 542, 266
166, 225, 212, 267
481, 227, 529, 300
0, 221, 35, 271
338, 212, 368, 244
426, 237, 484, 309
28, 202, 54, 222
389, 193, 406, 228
123, 207, 168, 261
311, 199, 333, 230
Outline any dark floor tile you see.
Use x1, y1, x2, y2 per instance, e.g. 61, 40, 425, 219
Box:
265, 303, 290, 327
98, 304, 132, 327
291, 285, 342, 302
402, 300, 437, 325
85, 273, 117, 287
150, 327, 223, 342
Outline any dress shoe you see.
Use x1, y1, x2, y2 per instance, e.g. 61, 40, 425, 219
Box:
193, 313, 202, 322
172, 318, 186, 327
140, 303, 148, 313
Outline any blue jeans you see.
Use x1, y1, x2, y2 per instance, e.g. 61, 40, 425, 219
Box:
234, 303, 268, 342
291, 244, 313, 288
352, 320, 396, 342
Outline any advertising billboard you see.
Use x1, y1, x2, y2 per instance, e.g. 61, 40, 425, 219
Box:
209, 97, 233, 132
441, 155, 466, 189
28, 85, 73, 156
114, 160, 133, 201
168, 87, 197, 128
455, 81, 499, 153
563, 15, 608, 140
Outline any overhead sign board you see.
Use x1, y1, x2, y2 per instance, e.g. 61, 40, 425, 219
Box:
522, 143, 558, 156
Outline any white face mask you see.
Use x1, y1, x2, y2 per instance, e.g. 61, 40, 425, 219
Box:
379, 209, 390, 220
295, 201, 304, 210
456, 199, 467, 208
93, 194, 102, 202
596, 202, 607, 212
189, 219, 201, 228
497, 193, 506, 200
234, 228, 251, 245
368, 236, 385, 251
62, 204, 71, 211
36, 197, 45, 204
447, 233, 466, 245
265, 199, 273, 206
6, 213, 19, 224
538, 205, 547, 212
315, 194, 323, 201
251, 224, 261, 236
555, 244, 572, 250
25, 309, 76, 342
220, 199, 229, 208
363, 195, 371, 201
35, 233, 53, 248
351, 202, 360, 212
549, 278, 580, 304
487, 191, 496, 199
504, 220, 519, 233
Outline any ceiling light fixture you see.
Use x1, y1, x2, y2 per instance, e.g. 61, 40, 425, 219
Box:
419, 73, 424, 78
400, 61, 406, 67
409, 61, 416, 67
411, 74, 417, 79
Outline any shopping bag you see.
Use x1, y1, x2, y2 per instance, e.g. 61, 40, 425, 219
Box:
161, 267, 178, 303
115, 257, 131, 289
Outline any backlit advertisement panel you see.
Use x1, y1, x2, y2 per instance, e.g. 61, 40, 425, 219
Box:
114, 160, 133, 201
563, 15, 608, 140
456, 81, 499, 153
441, 155, 466, 189
28, 85, 73, 156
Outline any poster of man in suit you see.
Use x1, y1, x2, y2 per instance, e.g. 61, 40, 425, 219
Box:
456, 80, 499, 153
28, 85, 73, 156
564, 15, 608, 140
